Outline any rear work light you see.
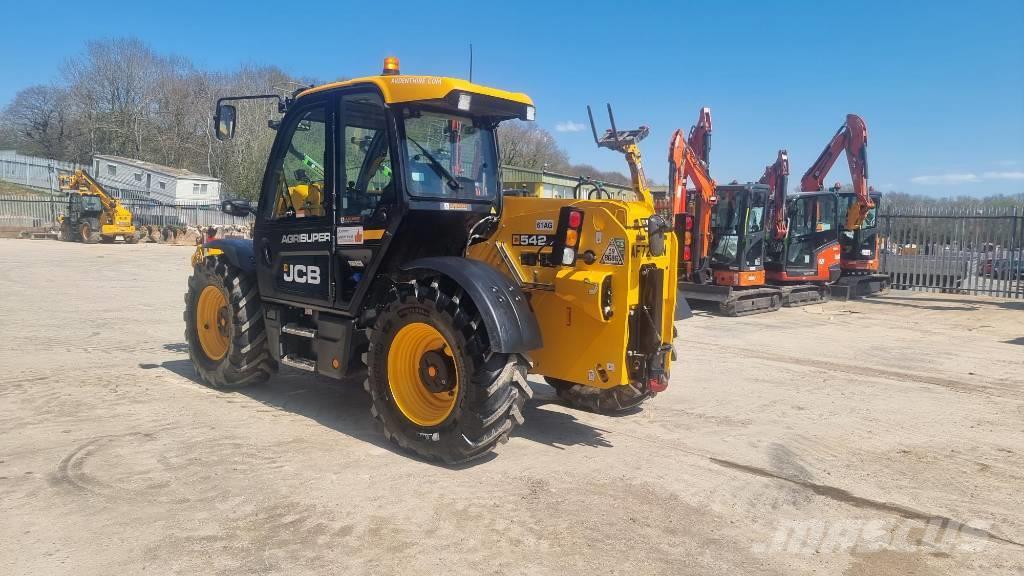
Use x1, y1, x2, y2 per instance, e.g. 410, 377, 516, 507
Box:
550, 206, 584, 267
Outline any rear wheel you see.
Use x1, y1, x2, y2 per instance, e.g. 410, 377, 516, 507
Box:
547, 377, 651, 414
184, 256, 276, 388
365, 278, 530, 464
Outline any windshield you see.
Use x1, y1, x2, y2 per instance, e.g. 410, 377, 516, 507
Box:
710, 189, 745, 265
81, 195, 103, 212
400, 109, 498, 200
840, 194, 877, 231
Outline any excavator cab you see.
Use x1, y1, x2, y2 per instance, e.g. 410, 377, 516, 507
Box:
838, 190, 882, 271
766, 191, 842, 284
708, 183, 769, 284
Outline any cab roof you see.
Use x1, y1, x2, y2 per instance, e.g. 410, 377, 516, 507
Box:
296, 75, 533, 107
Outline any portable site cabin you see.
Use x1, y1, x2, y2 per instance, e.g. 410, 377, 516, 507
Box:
92, 155, 221, 204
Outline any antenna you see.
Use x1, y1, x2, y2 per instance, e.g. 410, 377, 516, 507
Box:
469, 44, 474, 82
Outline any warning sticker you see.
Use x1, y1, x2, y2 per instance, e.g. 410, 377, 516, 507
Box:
337, 226, 364, 245
601, 238, 626, 265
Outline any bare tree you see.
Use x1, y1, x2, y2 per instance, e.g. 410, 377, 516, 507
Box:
497, 121, 569, 170
0, 85, 72, 158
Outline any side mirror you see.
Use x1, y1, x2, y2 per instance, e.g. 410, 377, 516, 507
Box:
214, 104, 237, 141
221, 199, 253, 217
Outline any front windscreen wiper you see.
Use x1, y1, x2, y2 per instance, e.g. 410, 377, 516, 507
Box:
407, 137, 461, 191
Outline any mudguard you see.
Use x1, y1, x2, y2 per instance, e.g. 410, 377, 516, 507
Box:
205, 238, 256, 274
401, 257, 542, 353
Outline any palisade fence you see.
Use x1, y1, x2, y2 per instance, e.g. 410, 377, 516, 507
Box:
880, 206, 1023, 299
0, 195, 253, 230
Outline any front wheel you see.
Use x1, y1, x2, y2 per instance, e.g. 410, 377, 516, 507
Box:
365, 279, 531, 464
183, 256, 276, 387
80, 221, 100, 244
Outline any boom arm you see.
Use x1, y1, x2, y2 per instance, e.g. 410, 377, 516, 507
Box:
587, 104, 654, 209
759, 150, 790, 241
687, 107, 712, 171
800, 114, 873, 229
668, 109, 717, 277
59, 169, 124, 215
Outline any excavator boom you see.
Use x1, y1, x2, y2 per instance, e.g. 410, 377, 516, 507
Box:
800, 114, 873, 229
759, 150, 790, 241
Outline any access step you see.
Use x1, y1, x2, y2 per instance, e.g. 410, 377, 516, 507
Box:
280, 354, 316, 372
282, 323, 317, 338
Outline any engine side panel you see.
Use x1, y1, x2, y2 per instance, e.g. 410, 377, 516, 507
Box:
467, 196, 677, 389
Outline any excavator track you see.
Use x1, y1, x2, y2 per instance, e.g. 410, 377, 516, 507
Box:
719, 287, 782, 316
779, 284, 830, 307
830, 273, 890, 300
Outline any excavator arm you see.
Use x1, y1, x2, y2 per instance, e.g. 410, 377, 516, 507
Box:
800, 114, 872, 229
759, 150, 790, 241
668, 108, 718, 282
687, 107, 712, 171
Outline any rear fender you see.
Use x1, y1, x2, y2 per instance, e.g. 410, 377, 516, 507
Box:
400, 257, 542, 353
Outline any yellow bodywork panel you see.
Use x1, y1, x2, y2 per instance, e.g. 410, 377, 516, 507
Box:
467, 196, 677, 389
298, 75, 533, 107
272, 183, 325, 218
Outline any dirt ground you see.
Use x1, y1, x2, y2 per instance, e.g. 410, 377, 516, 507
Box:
1, 239, 1022, 575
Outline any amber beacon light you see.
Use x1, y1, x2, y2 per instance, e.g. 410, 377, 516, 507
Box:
382, 57, 400, 75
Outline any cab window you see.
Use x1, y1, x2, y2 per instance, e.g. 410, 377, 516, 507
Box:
340, 92, 393, 222
266, 104, 328, 220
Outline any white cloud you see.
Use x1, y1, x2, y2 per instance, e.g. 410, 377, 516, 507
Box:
910, 171, 1024, 185
981, 171, 1024, 180
555, 121, 585, 133
910, 173, 980, 185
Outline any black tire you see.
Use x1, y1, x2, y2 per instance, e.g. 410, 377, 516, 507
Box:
183, 255, 276, 388
125, 232, 140, 244
80, 221, 101, 244
365, 277, 531, 464
58, 222, 72, 242
546, 377, 652, 414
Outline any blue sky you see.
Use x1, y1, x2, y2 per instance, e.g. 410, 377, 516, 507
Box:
2, 0, 1022, 197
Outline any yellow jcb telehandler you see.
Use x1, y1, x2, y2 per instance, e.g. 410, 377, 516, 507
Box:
185, 57, 680, 463
57, 169, 138, 243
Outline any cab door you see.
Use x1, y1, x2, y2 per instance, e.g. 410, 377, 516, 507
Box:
253, 95, 336, 309
333, 90, 400, 310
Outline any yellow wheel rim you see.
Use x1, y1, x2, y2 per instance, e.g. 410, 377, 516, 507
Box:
387, 322, 459, 427
196, 285, 230, 361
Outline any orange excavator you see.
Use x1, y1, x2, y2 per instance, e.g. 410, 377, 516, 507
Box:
800, 114, 889, 298
761, 150, 841, 305
668, 108, 782, 316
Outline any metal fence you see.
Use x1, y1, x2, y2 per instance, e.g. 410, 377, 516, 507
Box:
0, 151, 87, 193
0, 195, 253, 230
880, 206, 1023, 299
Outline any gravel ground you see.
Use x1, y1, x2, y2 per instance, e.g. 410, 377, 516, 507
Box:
1, 239, 1022, 575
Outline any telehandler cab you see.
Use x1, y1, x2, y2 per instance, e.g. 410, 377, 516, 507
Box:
185, 58, 679, 463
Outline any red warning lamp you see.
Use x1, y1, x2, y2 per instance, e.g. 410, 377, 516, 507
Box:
382, 57, 400, 76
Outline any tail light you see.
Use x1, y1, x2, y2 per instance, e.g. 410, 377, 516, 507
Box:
551, 206, 584, 266
683, 245, 692, 261
684, 214, 694, 231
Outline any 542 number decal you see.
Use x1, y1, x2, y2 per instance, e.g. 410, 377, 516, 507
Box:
511, 234, 553, 247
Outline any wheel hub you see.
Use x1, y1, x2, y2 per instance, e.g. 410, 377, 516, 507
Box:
419, 349, 455, 394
